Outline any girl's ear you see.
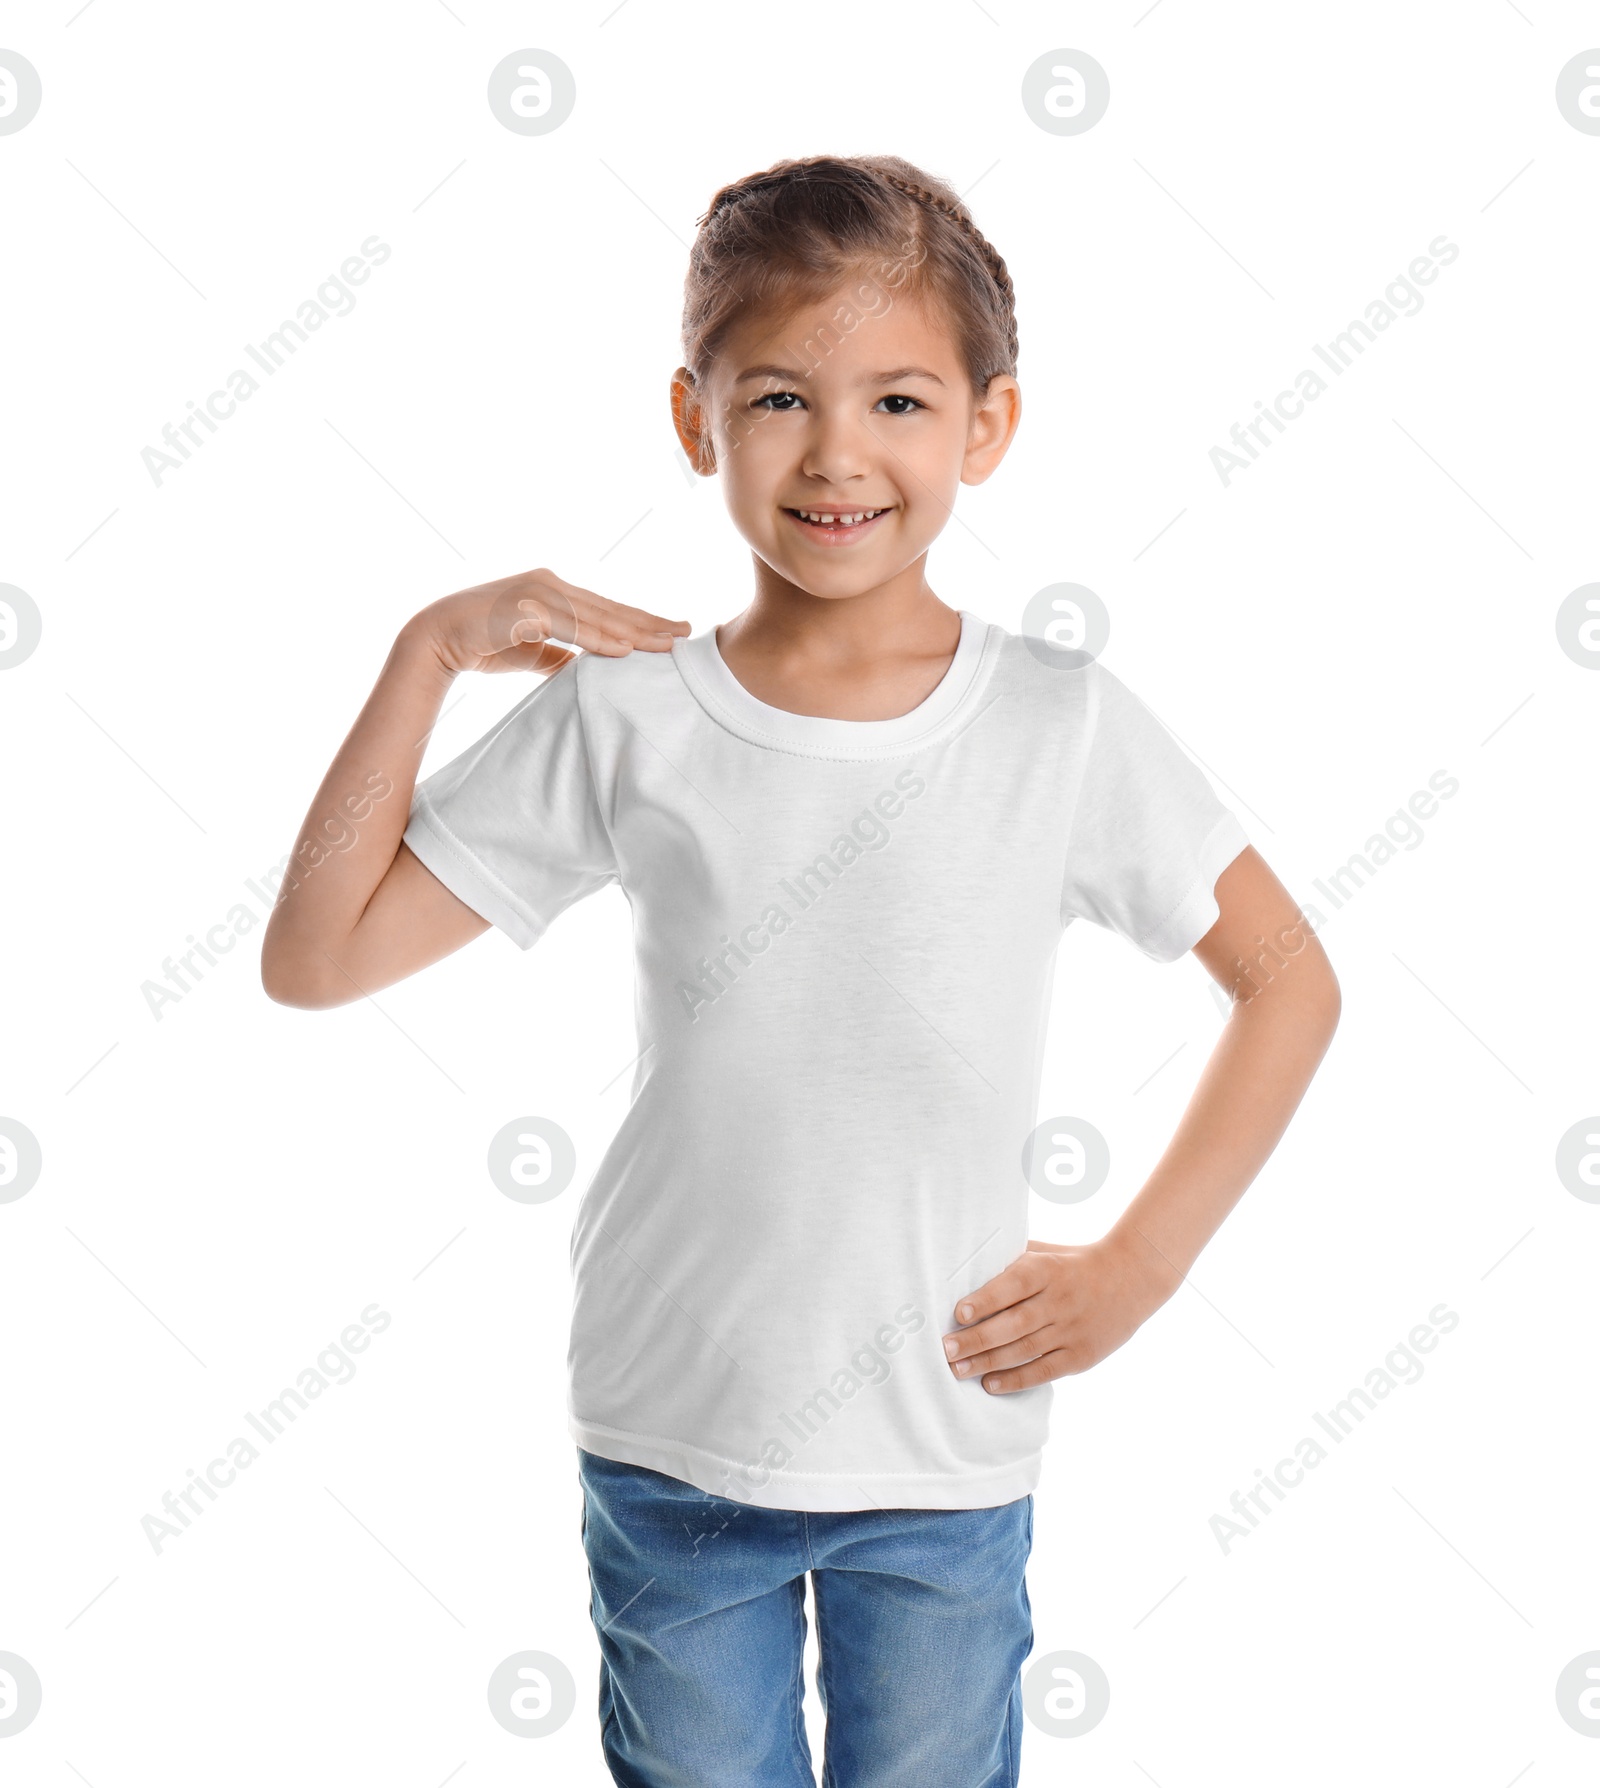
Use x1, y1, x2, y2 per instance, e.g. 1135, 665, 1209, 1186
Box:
960, 374, 1022, 487
669, 367, 717, 475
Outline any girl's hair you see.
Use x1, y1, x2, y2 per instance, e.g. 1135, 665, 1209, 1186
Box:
680, 153, 1018, 405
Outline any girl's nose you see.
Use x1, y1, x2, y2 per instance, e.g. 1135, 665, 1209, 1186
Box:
798, 414, 879, 486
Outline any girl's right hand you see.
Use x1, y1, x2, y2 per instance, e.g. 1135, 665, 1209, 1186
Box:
409, 567, 691, 678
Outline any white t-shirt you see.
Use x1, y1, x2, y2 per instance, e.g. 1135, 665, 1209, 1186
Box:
402, 610, 1249, 1511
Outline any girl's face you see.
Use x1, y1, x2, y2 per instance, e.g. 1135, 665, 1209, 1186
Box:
672, 280, 1020, 603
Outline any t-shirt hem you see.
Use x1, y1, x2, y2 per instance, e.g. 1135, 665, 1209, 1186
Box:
402, 797, 547, 951
1138, 810, 1252, 962
568, 1414, 1042, 1512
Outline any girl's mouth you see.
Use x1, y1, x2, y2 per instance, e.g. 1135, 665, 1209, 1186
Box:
782, 506, 893, 543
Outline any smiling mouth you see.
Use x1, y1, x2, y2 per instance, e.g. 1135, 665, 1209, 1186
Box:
782, 506, 893, 538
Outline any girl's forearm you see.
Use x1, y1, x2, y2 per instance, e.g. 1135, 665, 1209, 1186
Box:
261, 621, 456, 980
1104, 969, 1341, 1301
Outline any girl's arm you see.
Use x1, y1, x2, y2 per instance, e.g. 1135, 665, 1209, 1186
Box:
259, 568, 688, 1010
1102, 849, 1340, 1304
941, 845, 1341, 1390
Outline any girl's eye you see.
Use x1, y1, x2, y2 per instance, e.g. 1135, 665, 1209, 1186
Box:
749, 392, 925, 415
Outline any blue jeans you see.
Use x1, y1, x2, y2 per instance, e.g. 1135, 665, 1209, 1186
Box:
577, 1448, 1034, 1786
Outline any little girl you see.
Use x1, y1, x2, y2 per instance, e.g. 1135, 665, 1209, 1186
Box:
262, 154, 1339, 1786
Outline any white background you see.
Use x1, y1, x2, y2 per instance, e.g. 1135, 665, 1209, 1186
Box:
2, 1, 1597, 1782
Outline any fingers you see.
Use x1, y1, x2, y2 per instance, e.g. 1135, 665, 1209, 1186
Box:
568, 613, 684, 655
566, 619, 633, 657
947, 1249, 1051, 1331
448, 570, 690, 676
493, 603, 661, 662
943, 1296, 1060, 1381
943, 1253, 1069, 1390
954, 1333, 1055, 1386
607, 605, 694, 642
536, 571, 690, 653
943, 1299, 1035, 1365
476, 570, 689, 663
570, 584, 692, 638
976, 1350, 1076, 1395
949, 1321, 1087, 1393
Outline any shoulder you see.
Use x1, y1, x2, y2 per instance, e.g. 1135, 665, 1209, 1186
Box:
569, 640, 687, 706
566, 639, 695, 747
973, 615, 1104, 729
971, 620, 1197, 775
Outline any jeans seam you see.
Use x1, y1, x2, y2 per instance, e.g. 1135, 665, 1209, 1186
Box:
1006, 1682, 1019, 1788
814, 1569, 833, 1788
791, 1572, 813, 1786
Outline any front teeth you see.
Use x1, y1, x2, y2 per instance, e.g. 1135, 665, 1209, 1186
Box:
797, 508, 887, 525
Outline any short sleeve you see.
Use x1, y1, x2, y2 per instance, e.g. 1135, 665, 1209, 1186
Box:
402, 659, 618, 949
1060, 659, 1250, 963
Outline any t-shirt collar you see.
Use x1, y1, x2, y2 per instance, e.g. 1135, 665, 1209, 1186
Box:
672, 609, 994, 759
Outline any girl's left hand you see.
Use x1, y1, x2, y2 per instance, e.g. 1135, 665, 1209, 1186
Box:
941, 1235, 1176, 1393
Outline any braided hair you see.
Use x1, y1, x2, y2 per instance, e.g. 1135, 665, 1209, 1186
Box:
681, 154, 1018, 403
